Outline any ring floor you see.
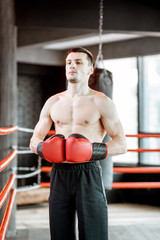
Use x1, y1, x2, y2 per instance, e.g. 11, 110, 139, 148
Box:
7, 202, 160, 240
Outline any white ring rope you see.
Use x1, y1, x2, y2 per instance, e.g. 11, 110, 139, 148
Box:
17, 150, 33, 154
16, 169, 41, 179
17, 184, 41, 192
12, 166, 37, 172
12, 146, 34, 154
18, 126, 34, 133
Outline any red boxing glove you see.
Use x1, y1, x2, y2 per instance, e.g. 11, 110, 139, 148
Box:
37, 134, 65, 163
66, 134, 108, 163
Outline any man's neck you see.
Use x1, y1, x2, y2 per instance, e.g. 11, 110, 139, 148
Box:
67, 82, 90, 97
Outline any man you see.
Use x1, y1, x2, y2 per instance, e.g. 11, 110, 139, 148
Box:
30, 47, 127, 240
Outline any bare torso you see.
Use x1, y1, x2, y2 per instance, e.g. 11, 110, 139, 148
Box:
50, 90, 106, 143
30, 51, 127, 159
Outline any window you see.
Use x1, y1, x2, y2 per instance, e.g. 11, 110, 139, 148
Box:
104, 58, 138, 164
139, 54, 160, 165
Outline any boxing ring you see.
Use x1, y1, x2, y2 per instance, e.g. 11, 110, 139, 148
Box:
1, 127, 160, 191
0, 126, 50, 239
40, 133, 160, 189
0, 126, 160, 239
0, 127, 17, 240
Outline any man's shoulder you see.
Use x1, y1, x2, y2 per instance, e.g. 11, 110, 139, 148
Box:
92, 90, 111, 103
92, 90, 115, 115
47, 90, 67, 103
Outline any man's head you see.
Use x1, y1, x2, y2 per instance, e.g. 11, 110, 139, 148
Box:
67, 47, 94, 66
65, 47, 94, 83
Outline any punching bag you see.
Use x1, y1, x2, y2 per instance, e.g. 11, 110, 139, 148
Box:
89, 68, 113, 190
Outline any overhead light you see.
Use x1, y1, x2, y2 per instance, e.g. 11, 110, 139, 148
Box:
44, 33, 141, 50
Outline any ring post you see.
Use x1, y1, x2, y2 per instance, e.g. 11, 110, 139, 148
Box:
0, 0, 17, 237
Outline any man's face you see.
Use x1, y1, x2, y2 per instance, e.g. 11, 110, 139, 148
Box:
65, 52, 93, 83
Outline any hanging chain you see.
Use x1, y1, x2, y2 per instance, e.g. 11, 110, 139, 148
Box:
99, 0, 103, 57
95, 0, 104, 67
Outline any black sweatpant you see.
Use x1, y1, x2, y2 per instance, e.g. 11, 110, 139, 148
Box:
49, 161, 108, 240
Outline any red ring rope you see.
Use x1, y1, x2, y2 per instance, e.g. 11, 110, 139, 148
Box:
42, 167, 160, 174
1, 127, 159, 139
0, 189, 16, 240
0, 174, 15, 209
126, 133, 160, 138
48, 130, 55, 135
0, 150, 17, 172
112, 182, 160, 188
0, 126, 18, 135
41, 182, 160, 189
41, 166, 52, 173
41, 182, 50, 188
39, 133, 160, 190
127, 148, 160, 152
114, 167, 160, 173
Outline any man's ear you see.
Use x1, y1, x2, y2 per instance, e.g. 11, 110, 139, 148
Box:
88, 65, 94, 75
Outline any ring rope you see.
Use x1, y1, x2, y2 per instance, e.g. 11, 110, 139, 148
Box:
114, 167, 160, 173
12, 146, 35, 154
12, 166, 37, 172
47, 130, 55, 135
17, 127, 55, 135
18, 126, 34, 133
112, 182, 160, 189
0, 126, 18, 135
0, 189, 16, 240
42, 166, 160, 174
16, 184, 40, 192
0, 126, 55, 135
0, 150, 17, 172
1, 125, 159, 138
17, 149, 33, 154
41, 182, 50, 188
128, 148, 160, 152
1, 126, 160, 191
41, 166, 52, 173
0, 174, 16, 209
126, 133, 160, 138
41, 181, 160, 189
16, 169, 41, 179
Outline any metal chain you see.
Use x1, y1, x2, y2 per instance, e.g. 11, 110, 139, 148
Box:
95, 0, 104, 67
99, 0, 103, 56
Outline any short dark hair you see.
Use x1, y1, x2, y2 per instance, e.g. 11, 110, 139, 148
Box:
67, 47, 94, 66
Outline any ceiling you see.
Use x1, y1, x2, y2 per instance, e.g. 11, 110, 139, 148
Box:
15, 0, 160, 65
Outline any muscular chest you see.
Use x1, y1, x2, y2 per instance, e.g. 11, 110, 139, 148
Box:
50, 97, 100, 126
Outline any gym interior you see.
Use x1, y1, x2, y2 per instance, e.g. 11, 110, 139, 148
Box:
0, 0, 160, 239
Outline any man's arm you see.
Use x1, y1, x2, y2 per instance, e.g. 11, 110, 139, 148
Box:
96, 95, 127, 157
65, 95, 127, 163
29, 97, 53, 154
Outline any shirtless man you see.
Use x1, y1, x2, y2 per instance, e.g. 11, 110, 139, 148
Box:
30, 47, 127, 240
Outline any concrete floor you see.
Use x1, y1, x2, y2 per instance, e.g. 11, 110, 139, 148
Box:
7, 202, 160, 240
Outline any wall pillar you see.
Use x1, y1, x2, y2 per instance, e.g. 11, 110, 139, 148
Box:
0, 0, 17, 237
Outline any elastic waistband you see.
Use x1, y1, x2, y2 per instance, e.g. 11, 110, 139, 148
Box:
53, 161, 100, 170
